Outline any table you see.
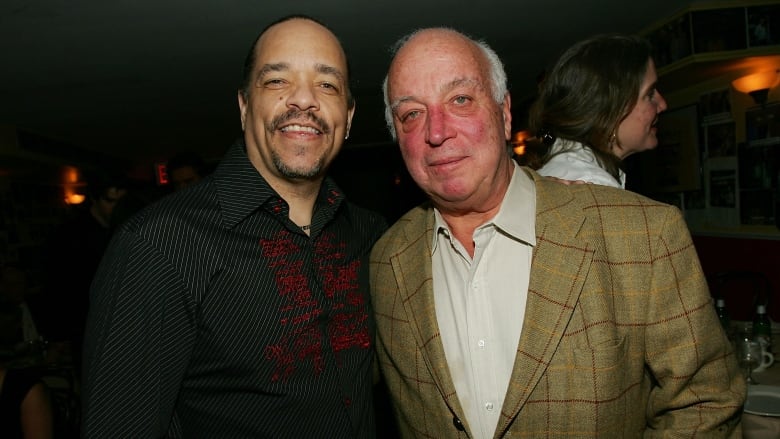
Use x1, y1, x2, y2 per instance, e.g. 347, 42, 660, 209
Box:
743, 352, 780, 438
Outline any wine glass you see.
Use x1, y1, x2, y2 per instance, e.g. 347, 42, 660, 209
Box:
736, 337, 763, 385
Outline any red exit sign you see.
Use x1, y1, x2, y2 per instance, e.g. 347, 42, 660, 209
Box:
155, 162, 169, 185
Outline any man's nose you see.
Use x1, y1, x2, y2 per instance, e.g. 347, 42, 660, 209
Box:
425, 107, 455, 146
287, 84, 319, 111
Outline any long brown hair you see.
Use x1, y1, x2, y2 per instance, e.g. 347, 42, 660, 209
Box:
525, 34, 652, 180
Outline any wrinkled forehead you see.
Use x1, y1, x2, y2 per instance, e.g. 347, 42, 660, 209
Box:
389, 32, 487, 98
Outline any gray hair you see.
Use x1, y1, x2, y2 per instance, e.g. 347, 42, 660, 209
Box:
382, 28, 508, 140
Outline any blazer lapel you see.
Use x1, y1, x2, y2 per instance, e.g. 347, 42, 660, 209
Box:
389, 209, 467, 422
497, 172, 594, 436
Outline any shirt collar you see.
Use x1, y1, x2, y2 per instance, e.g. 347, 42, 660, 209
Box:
213, 139, 345, 229
432, 161, 536, 252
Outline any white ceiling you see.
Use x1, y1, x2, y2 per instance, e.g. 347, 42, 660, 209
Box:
0, 0, 691, 166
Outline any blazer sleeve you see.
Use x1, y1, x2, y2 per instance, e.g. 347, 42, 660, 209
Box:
642, 207, 745, 437
81, 228, 198, 437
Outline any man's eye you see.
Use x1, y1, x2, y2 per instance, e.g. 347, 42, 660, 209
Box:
453, 96, 470, 105
263, 79, 286, 87
319, 82, 340, 93
401, 110, 421, 122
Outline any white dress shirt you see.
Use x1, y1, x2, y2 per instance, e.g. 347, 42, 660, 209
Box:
537, 138, 625, 188
432, 162, 536, 439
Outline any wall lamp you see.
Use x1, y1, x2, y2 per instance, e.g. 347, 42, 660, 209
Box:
62, 165, 86, 205
511, 130, 529, 156
731, 69, 779, 106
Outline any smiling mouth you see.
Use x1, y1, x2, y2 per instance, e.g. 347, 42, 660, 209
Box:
271, 108, 331, 135
280, 124, 322, 135
429, 156, 466, 167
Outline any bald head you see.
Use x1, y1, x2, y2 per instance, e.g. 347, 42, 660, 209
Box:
382, 28, 508, 139
241, 15, 354, 108
379, 27, 514, 214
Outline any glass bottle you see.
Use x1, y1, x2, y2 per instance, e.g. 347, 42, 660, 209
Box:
715, 298, 732, 339
753, 304, 773, 353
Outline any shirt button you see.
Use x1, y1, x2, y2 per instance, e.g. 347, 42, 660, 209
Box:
485, 402, 494, 411
453, 416, 465, 431
478, 340, 485, 348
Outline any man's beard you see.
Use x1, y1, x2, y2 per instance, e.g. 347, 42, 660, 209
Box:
271, 149, 326, 179
267, 108, 331, 179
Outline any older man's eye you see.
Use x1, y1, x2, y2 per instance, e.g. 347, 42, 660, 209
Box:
453, 95, 471, 105
401, 110, 421, 122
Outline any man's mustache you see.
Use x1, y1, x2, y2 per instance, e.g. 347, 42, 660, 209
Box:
271, 109, 331, 135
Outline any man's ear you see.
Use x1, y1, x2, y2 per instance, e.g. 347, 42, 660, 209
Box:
345, 102, 356, 139
238, 90, 248, 131
502, 93, 512, 140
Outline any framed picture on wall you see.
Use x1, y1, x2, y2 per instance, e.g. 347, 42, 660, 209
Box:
746, 102, 780, 141
706, 120, 737, 158
647, 13, 692, 68
691, 7, 748, 53
748, 4, 780, 47
705, 157, 740, 227
709, 169, 737, 208
699, 88, 732, 121
737, 139, 778, 225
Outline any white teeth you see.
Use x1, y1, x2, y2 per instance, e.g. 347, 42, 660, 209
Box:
280, 124, 320, 134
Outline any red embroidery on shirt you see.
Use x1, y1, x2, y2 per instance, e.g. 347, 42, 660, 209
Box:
264, 324, 323, 382
314, 234, 369, 364
260, 232, 299, 258
259, 230, 370, 382
329, 308, 371, 355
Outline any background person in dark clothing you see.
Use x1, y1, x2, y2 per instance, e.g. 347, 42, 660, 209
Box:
38, 170, 127, 369
165, 151, 209, 192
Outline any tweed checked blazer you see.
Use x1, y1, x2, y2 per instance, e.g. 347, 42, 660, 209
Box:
370, 169, 745, 438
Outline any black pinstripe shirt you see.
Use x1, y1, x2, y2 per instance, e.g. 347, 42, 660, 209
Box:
82, 141, 387, 438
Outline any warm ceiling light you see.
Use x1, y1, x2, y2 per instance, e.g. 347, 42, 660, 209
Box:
731, 70, 779, 105
511, 130, 529, 145
61, 165, 86, 204
511, 130, 529, 157
64, 193, 86, 205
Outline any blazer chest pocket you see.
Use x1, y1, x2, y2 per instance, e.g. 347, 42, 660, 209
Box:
572, 336, 628, 371
540, 336, 633, 425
